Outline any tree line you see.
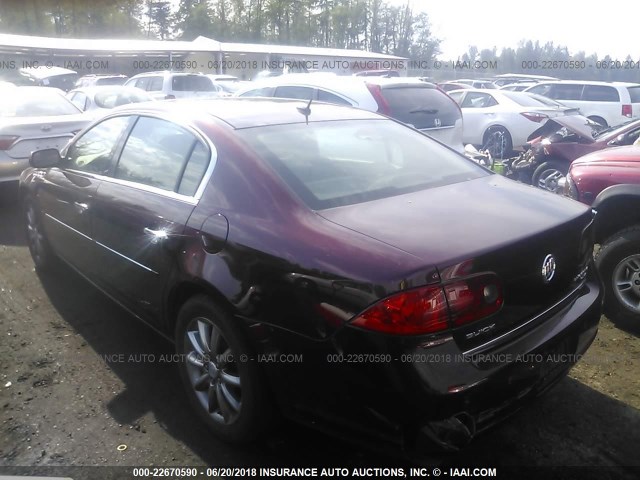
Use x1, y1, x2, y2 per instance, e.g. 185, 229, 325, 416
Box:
0, 1, 637, 81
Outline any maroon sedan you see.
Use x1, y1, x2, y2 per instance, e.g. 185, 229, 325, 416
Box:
20, 98, 601, 456
510, 117, 640, 191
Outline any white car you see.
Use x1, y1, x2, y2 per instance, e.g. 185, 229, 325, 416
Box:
124, 71, 221, 100
236, 75, 464, 152
524, 80, 640, 127
448, 89, 580, 158
67, 86, 154, 113
0, 87, 90, 185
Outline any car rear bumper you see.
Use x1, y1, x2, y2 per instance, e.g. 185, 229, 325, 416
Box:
272, 265, 602, 458
0, 156, 29, 183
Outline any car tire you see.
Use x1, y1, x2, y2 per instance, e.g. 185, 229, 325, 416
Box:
595, 227, 640, 333
24, 198, 55, 271
587, 116, 607, 127
532, 161, 568, 193
175, 295, 272, 443
482, 126, 512, 159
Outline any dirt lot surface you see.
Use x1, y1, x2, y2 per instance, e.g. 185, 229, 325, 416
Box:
0, 187, 639, 479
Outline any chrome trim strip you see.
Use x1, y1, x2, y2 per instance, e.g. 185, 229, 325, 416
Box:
44, 213, 92, 241
94, 240, 159, 275
463, 277, 588, 357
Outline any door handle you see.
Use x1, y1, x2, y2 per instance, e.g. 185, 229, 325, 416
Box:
73, 201, 89, 214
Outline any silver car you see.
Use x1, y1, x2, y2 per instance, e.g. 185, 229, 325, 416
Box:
0, 87, 90, 185
236, 74, 464, 152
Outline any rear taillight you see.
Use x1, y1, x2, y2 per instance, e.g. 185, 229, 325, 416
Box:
521, 112, 549, 123
365, 83, 391, 116
622, 104, 632, 117
445, 274, 503, 327
0, 135, 18, 150
351, 274, 503, 335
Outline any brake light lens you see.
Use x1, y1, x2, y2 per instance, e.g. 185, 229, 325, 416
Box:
521, 112, 549, 123
622, 104, 632, 117
351, 285, 448, 335
0, 135, 18, 150
365, 83, 391, 116
351, 274, 503, 335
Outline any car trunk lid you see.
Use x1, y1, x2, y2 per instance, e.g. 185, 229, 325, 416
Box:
319, 175, 594, 348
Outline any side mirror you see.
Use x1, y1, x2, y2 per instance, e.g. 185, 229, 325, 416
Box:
609, 133, 626, 146
30, 149, 62, 168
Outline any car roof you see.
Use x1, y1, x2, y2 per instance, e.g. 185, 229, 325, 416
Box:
113, 97, 382, 129
532, 80, 640, 87
19, 66, 77, 78
69, 85, 147, 95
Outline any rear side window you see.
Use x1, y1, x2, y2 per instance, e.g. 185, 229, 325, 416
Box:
460, 92, 497, 108
549, 84, 583, 100
582, 85, 619, 102
66, 116, 131, 175
317, 89, 352, 106
380, 86, 461, 129
172, 75, 214, 92
274, 86, 314, 100
69, 92, 88, 111
177, 142, 210, 196
239, 87, 274, 97
627, 87, 640, 103
148, 76, 163, 91
114, 117, 200, 192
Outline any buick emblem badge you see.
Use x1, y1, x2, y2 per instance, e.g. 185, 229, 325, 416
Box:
541, 254, 556, 284
434, 118, 442, 127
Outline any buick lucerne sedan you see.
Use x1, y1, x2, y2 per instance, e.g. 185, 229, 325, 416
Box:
20, 98, 602, 455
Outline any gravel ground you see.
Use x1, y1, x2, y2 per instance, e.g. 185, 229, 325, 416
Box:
0, 188, 639, 479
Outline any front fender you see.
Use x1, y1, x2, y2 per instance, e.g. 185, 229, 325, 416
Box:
592, 184, 640, 243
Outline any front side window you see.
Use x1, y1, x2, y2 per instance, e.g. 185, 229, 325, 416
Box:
238, 119, 488, 209
583, 85, 620, 102
114, 116, 200, 192
66, 116, 131, 174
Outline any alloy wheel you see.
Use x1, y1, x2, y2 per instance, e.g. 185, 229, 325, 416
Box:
536, 168, 565, 193
183, 317, 242, 425
26, 204, 45, 264
612, 254, 640, 315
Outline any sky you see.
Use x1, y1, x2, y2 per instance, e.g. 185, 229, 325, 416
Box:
401, 1, 640, 60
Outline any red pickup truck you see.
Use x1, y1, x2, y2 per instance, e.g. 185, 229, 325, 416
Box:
565, 146, 640, 332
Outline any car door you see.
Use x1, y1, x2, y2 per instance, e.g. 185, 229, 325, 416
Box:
458, 91, 498, 144
36, 115, 132, 273
90, 115, 212, 324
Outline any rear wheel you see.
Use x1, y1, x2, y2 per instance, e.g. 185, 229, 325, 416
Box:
175, 295, 272, 443
482, 126, 512, 159
595, 227, 640, 333
587, 116, 607, 127
532, 161, 568, 193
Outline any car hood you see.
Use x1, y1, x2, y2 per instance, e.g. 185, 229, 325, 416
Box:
572, 145, 640, 167
318, 174, 589, 267
527, 115, 597, 143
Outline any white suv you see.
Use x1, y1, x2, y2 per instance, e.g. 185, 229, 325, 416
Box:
236, 74, 464, 152
124, 71, 219, 100
524, 80, 640, 127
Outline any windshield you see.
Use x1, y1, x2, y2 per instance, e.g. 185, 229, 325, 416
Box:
238, 119, 488, 209
0, 88, 81, 117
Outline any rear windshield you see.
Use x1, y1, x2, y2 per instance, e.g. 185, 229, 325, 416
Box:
628, 86, 640, 103
0, 89, 81, 117
237, 119, 487, 209
502, 91, 563, 107
379, 86, 461, 129
96, 77, 127, 86
172, 75, 214, 92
